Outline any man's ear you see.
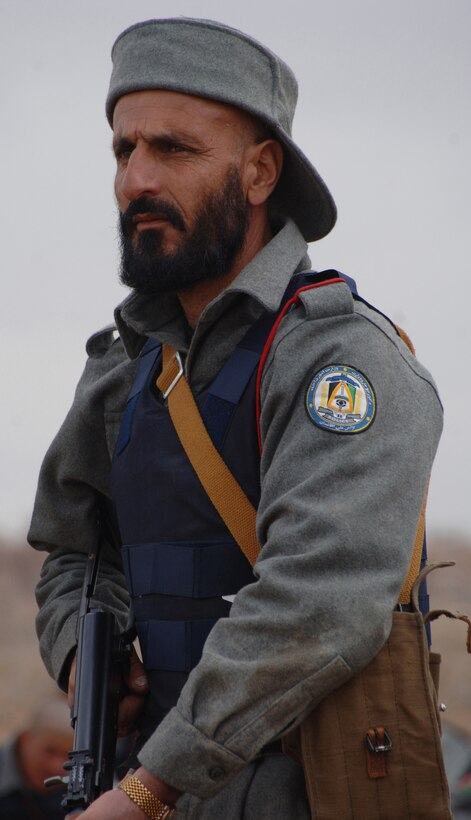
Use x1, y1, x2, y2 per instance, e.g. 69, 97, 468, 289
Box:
245, 140, 284, 206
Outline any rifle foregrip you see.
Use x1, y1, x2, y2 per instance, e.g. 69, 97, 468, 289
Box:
62, 608, 118, 811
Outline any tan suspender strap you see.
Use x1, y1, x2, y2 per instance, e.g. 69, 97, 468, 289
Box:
156, 344, 261, 568
156, 343, 425, 598
398, 491, 427, 605
395, 324, 416, 356
394, 323, 426, 604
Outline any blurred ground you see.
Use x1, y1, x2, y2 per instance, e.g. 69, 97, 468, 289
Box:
1, 533, 470, 744
427, 536, 471, 736
0, 539, 53, 741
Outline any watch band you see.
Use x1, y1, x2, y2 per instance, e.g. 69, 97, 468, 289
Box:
118, 773, 176, 819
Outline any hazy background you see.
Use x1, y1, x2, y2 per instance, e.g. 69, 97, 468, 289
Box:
1, 0, 470, 543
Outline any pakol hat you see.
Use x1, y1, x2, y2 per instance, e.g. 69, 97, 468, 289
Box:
106, 17, 336, 242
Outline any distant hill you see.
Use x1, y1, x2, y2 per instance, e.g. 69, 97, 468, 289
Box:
0, 533, 470, 741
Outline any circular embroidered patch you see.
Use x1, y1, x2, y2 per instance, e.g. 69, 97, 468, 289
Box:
306, 365, 376, 433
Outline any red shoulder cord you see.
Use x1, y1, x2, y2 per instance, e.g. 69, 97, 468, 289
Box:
255, 278, 345, 453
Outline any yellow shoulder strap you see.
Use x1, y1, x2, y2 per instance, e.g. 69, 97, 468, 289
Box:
156, 344, 260, 567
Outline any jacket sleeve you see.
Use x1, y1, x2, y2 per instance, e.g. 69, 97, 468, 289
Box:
28, 337, 135, 686
137, 283, 443, 798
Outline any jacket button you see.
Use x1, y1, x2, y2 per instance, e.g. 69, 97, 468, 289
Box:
209, 766, 225, 781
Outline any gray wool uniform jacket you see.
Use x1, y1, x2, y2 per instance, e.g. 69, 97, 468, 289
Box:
29, 220, 443, 817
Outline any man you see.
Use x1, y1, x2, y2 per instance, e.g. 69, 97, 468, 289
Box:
0, 694, 73, 819
29, 17, 443, 819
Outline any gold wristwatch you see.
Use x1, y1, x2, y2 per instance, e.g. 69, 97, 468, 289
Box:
118, 773, 176, 819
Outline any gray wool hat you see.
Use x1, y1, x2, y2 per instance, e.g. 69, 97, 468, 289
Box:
106, 17, 336, 242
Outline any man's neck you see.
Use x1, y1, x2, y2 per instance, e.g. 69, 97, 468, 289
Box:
177, 216, 273, 328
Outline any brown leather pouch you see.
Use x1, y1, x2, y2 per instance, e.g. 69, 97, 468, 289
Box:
283, 564, 470, 820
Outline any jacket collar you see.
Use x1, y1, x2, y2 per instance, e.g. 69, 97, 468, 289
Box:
115, 219, 310, 359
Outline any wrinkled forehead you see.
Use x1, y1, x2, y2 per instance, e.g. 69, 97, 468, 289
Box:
112, 89, 264, 143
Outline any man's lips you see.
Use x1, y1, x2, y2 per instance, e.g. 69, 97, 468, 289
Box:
132, 213, 171, 231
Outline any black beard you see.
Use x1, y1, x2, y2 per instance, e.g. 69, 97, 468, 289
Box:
118, 168, 250, 295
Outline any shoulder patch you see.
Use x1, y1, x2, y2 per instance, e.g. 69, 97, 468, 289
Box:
86, 324, 119, 358
306, 365, 376, 434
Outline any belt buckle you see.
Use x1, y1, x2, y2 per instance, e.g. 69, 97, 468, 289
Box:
366, 727, 392, 754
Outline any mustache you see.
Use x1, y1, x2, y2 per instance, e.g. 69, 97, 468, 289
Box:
120, 196, 186, 236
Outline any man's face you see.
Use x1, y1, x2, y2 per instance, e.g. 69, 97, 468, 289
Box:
18, 728, 72, 792
113, 90, 254, 294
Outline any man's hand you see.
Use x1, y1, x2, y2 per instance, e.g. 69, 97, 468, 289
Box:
71, 767, 181, 818
67, 645, 149, 735
67, 788, 147, 818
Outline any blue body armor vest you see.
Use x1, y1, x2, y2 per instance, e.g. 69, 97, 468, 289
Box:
110, 271, 429, 736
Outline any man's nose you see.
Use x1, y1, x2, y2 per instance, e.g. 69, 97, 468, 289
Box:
120, 147, 161, 202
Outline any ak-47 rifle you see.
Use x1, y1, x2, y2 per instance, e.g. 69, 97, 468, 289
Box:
46, 521, 133, 813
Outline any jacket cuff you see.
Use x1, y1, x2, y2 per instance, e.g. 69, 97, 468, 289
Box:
137, 708, 247, 799
49, 613, 78, 690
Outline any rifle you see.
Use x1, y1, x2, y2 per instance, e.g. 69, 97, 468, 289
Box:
46, 521, 133, 813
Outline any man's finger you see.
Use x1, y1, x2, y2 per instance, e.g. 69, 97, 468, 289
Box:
125, 647, 149, 694
118, 692, 146, 736
68, 655, 77, 708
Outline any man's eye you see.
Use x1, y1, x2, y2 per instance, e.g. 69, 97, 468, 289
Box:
162, 141, 190, 154
114, 148, 132, 162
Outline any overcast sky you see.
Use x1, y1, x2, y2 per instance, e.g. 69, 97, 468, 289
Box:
1, 0, 470, 542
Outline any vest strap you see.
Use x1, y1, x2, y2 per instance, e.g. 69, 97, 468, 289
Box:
122, 540, 254, 598
115, 340, 161, 455
139, 617, 217, 672
156, 345, 261, 567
